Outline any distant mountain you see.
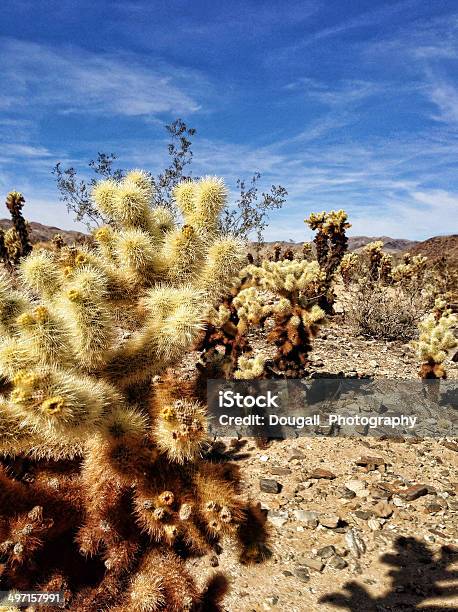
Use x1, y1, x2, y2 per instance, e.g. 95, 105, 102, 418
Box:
347, 236, 419, 253
0, 220, 86, 245
408, 234, 458, 265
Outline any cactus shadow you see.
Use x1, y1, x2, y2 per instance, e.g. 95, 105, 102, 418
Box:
320, 536, 458, 611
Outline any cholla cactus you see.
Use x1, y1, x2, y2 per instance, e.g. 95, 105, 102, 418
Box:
4, 192, 32, 263
232, 260, 326, 377
415, 297, 457, 379
391, 253, 428, 284
0, 172, 262, 609
0, 192, 33, 271
339, 252, 359, 285
305, 210, 351, 312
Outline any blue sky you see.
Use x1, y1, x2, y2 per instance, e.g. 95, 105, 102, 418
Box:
1, 0, 458, 240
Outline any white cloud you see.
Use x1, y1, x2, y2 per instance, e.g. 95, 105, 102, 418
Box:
0, 38, 206, 118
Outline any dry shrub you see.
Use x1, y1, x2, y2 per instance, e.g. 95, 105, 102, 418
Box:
344, 283, 428, 341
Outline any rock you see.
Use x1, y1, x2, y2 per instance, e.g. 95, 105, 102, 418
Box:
442, 441, 458, 452
345, 528, 366, 558
268, 510, 289, 528
372, 501, 393, 518
327, 554, 348, 570
424, 503, 443, 514
319, 514, 340, 529
368, 518, 382, 531
293, 567, 310, 582
356, 456, 386, 472
317, 545, 336, 559
260, 479, 281, 494
294, 510, 319, 527
289, 449, 305, 461
310, 468, 336, 480
356, 510, 374, 520
370, 486, 392, 500
337, 485, 356, 499
259, 455, 269, 462
392, 496, 405, 507
399, 485, 428, 501
298, 557, 324, 572
346, 480, 366, 493
270, 466, 292, 476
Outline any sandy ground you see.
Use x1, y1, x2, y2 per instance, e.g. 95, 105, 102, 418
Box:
186, 321, 458, 612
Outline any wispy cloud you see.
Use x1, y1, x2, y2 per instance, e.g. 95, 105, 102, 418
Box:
0, 38, 207, 118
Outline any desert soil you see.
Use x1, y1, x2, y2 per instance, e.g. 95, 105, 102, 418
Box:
185, 321, 458, 612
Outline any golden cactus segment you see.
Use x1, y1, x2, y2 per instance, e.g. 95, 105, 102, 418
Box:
115, 228, 160, 275
234, 355, 266, 379
150, 206, 175, 234
91, 179, 117, 216
173, 180, 195, 215
154, 399, 207, 463
198, 236, 246, 299
20, 250, 62, 299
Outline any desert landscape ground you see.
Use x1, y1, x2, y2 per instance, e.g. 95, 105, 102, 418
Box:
0, 190, 456, 612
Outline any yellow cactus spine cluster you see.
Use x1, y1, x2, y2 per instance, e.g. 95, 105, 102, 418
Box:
415, 297, 457, 379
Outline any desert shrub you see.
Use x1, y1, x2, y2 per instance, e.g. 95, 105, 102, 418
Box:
343, 283, 428, 341
53, 120, 287, 250
0, 172, 266, 610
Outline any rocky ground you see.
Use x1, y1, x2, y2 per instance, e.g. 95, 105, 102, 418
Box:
185, 321, 458, 611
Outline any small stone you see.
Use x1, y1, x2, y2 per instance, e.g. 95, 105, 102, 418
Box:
317, 545, 336, 559
345, 528, 366, 558
293, 567, 310, 582
370, 486, 392, 500
368, 518, 382, 531
392, 496, 405, 507
282, 570, 293, 577
294, 510, 319, 527
268, 510, 288, 528
327, 554, 348, 570
372, 501, 393, 518
346, 480, 366, 493
260, 455, 269, 462
298, 557, 324, 572
289, 449, 305, 461
319, 514, 340, 529
356, 456, 385, 468
354, 510, 372, 520
337, 486, 356, 500
270, 466, 292, 476
260, 479, 281, 494
310, 468, 336, 480
400, 485, 428, 501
